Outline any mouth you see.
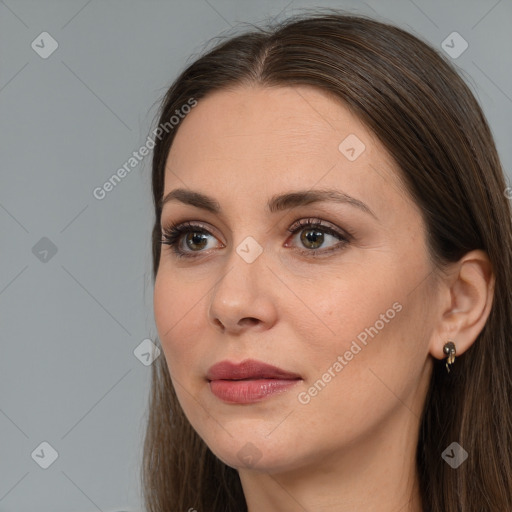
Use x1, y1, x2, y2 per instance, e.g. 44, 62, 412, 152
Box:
206, 359, 302, 404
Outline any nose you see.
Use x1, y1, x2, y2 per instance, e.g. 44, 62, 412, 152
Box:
207, 247, 278, 334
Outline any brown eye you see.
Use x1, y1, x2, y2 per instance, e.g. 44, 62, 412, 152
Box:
299, 228, 325, 249
184, 231, 209, 251
287, 218, 350, 256
161, 222, 221, 259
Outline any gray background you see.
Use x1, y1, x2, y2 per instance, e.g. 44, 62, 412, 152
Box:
0, 0, 510, 511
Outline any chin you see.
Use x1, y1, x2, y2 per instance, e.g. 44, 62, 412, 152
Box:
202, 429, 304, 473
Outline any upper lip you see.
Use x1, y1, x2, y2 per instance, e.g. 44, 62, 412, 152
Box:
206, 359, 301, 381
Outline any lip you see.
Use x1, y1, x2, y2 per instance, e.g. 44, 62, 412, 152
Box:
206, 359, 302, 404
206, 359, 301, 381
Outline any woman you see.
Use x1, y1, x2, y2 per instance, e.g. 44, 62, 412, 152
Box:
142, 10, 512, 512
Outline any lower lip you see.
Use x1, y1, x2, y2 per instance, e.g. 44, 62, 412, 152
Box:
209, 378, 301, 403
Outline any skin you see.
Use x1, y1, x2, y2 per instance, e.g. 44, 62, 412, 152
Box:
153, 84, 495, 512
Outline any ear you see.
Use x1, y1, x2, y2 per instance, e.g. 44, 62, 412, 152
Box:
429, 249, 495, 360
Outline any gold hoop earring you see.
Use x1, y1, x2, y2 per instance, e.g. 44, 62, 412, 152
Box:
443, 341, 456, 373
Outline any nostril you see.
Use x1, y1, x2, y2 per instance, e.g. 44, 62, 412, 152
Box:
240, 317, 259, 326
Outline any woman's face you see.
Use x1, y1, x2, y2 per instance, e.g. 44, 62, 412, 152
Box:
153, 84, 438, 473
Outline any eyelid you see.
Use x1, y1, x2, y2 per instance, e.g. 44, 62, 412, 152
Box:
161, 216, 353, 240
287, 217, 354, 240
162, 220, 224, 243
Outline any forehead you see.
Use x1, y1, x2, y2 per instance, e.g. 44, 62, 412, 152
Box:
168, 85, 378, 161
163, 85, 411, 218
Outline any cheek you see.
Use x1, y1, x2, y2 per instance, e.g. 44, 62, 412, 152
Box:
294, 268, 425, 401
291, 305, 424, 446
291, 271, 394, 357
153, 276, 176, 347
324, 291, 429, 406
153, 273, 201, 372
154, 272, 173, 316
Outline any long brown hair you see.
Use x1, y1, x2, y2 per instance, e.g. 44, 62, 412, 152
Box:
142, 10, 512, 511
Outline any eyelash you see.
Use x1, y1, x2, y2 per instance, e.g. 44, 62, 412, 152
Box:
160, 217, 352, 260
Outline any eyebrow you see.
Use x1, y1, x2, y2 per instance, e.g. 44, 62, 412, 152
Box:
160, 188, 377, 219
